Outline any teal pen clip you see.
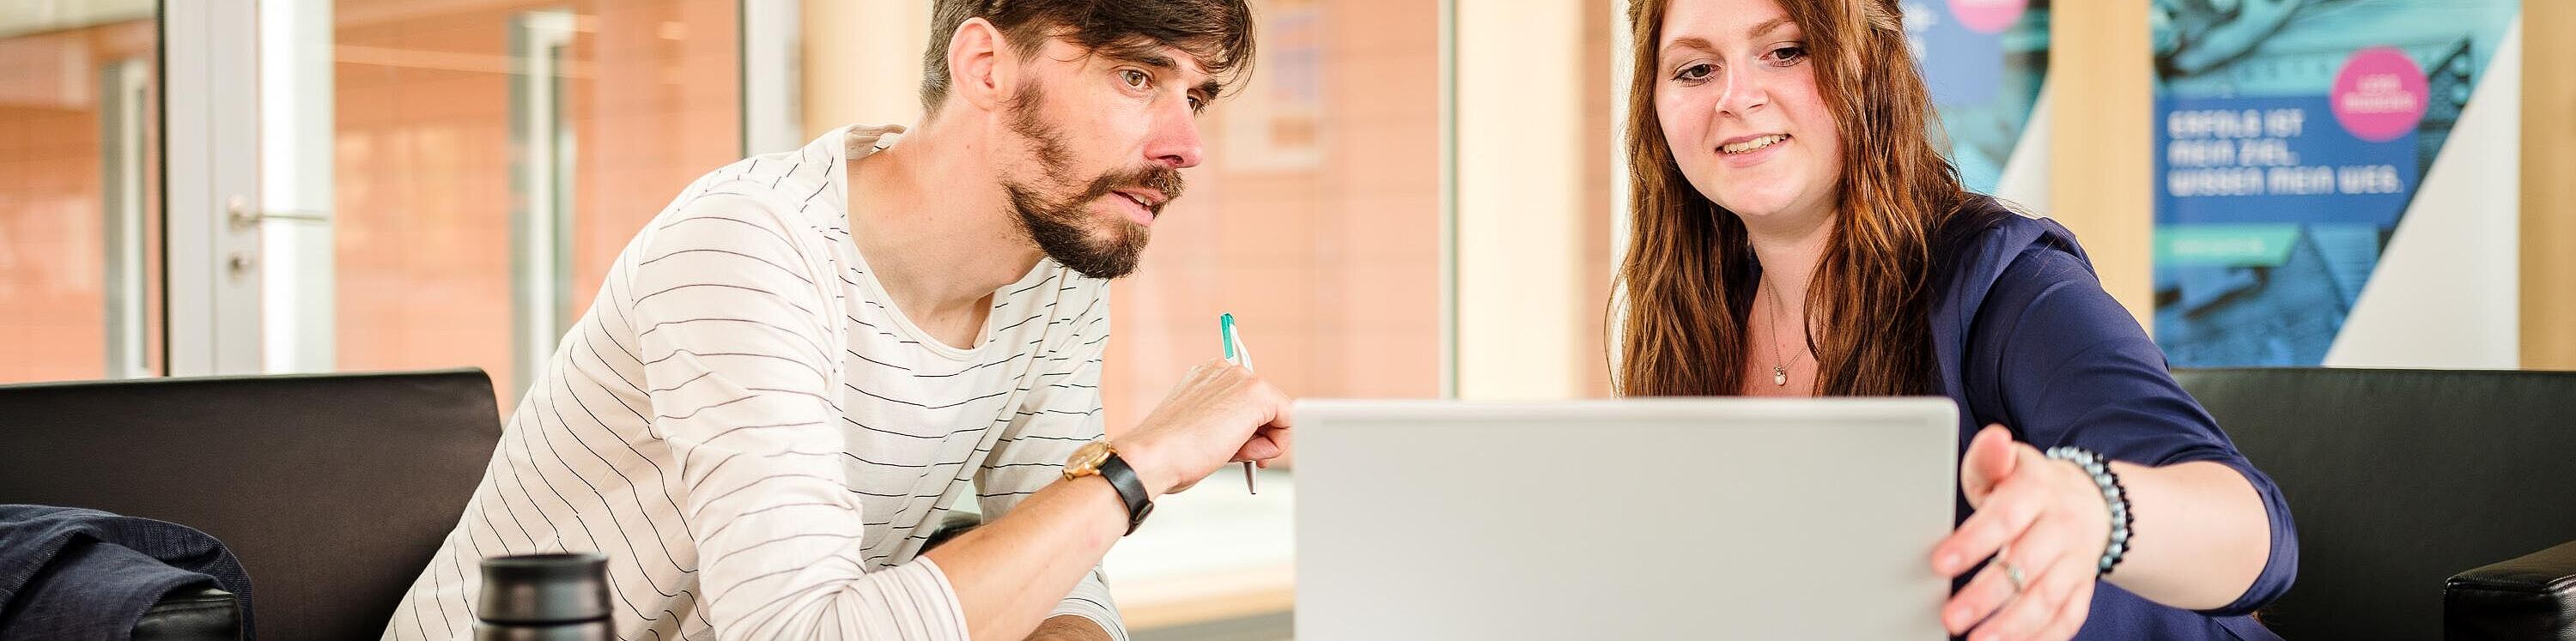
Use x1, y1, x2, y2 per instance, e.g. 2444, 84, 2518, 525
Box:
1221, 313, 1257, 494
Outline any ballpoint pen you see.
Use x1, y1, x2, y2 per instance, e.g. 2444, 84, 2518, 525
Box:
1221, 313, 1257, 494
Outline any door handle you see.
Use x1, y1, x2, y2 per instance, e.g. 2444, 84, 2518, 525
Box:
225, 194, 330, 229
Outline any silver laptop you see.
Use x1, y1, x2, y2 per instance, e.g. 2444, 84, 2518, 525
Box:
1293, 398, 1958, 639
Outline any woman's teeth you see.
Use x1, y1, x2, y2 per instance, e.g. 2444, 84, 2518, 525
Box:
1722, 134, 1789, 154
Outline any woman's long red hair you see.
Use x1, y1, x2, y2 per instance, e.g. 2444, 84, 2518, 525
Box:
1614, 0, 1975, 397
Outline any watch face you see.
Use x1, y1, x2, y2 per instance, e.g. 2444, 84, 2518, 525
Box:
1065, 439, 1113, 475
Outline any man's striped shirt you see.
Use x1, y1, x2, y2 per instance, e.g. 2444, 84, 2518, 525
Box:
386, 124, 1123, 641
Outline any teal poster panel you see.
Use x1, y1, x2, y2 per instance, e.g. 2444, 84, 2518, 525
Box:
1910, 0, 2050, 196
2150, 0, 2517, 366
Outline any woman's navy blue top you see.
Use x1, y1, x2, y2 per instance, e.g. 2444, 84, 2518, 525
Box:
1929, 202, 2297, 639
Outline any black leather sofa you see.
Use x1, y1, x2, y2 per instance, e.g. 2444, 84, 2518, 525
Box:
7, 366, 2572, 638
2174, 367, 2576, 639
0, 369, 504, 641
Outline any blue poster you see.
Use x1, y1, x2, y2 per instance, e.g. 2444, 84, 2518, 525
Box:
2150, 0, 2517, 366
1909, 0, 2050, 195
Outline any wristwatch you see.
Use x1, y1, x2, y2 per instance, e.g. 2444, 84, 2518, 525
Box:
1062, 439, 1154, 535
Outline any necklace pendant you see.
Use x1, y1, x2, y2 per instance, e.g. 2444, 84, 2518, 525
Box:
1772, 366, 1789, 386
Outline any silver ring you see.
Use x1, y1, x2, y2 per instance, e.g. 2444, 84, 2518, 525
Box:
2004, 561, 2027, 593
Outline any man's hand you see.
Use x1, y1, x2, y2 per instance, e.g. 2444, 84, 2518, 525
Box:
1115, 359, 1292, 497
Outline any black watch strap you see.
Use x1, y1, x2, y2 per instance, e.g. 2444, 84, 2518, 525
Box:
1097, 454, 1155, 535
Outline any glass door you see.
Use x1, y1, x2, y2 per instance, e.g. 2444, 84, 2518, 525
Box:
0, 1, 163, 383
254, 0, 744, 405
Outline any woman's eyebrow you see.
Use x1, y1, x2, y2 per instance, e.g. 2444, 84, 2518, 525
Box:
1659, 17, 1795, 60
1749, 16, 1794, 38
1659, 36, 1714, 60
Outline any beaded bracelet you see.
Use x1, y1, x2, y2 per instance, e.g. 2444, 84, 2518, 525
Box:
2044, 445, 2132, 577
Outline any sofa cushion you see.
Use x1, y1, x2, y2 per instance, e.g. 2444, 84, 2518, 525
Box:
0, 369, 503, 641
2175, 367, 2576, 638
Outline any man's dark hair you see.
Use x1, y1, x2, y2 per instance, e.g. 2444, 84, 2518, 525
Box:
918, 0, 1255, 116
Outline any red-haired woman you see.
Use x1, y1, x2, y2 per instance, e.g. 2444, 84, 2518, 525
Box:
1616, 0, 2294, 639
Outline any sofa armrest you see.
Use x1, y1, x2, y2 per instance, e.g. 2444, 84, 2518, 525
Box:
131, 585, 240, 641
921, 512, 985, 552
2446, 539, 2576, 640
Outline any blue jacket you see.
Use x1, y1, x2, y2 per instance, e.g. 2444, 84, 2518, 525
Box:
1931, 203, 2297, 639
0, 505, 254, 639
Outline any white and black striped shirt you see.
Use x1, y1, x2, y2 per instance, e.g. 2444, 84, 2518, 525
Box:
387, 124, 1122, 641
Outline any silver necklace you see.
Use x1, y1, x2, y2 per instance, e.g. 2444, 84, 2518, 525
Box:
1761, 278, 1806, 386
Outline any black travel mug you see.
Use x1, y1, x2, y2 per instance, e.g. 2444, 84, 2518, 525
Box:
475, 553, 615, 641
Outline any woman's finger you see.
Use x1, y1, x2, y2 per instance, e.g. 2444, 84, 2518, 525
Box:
2000, 522, 2071, 597
1944, 558, 2020, 635
1943, 517, 2072, 636
1935, 465, 2050, 576
1959, 425, 2020, 505
1971, 554, 2079, 641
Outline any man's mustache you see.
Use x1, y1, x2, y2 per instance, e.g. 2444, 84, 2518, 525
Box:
1075, 165, 1187, 213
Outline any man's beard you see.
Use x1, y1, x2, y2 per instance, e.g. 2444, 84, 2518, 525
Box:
1000, 84, 1183, 280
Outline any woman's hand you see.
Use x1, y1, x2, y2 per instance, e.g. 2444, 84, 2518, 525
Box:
1932, 425, 2113, 641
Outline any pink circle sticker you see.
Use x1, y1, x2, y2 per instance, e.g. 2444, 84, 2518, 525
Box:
2330, 46, 2427, 143
1947, 0, 2028, 34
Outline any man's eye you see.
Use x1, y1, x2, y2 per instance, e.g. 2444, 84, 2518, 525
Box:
1121, 69, 1151, 89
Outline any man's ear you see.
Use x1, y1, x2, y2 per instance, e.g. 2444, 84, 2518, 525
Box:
946, 17, 1020, 113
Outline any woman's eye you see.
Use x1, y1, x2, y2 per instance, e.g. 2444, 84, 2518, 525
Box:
1674, 63, 1714, 82
1120, 69, 1151, 89
1771, 45, 1807, 63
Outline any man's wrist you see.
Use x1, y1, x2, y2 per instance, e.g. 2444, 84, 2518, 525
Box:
1062, 440, 1157, 535
1115, 438, 1175, 498
1058, 474, 1131, 537
1096, 454, 1156, 535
